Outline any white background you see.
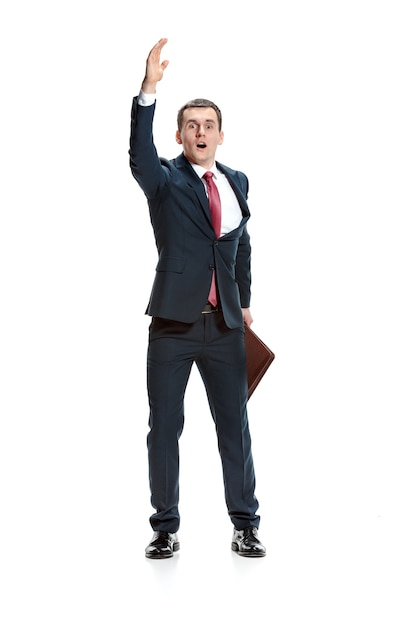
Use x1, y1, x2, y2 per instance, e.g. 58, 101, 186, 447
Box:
1, 1, 416, 624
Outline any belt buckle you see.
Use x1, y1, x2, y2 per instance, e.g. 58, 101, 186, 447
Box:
202, 302, 218, 313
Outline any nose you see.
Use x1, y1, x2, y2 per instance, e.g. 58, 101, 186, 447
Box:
196, 125, 205, 136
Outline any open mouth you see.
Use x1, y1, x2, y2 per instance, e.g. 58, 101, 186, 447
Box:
197, 143, 206, 149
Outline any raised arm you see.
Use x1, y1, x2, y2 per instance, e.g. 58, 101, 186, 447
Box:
141, 38, 169, 94
130, 38, 171, 198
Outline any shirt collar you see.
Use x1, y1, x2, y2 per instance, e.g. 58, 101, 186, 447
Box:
191, 163, 220, 180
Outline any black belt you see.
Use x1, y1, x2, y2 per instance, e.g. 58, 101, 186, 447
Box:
202, 302, 221, 314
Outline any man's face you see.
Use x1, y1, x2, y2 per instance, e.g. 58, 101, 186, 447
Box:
176, 107, 224, 169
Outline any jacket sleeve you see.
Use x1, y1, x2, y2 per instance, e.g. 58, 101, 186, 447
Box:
235, 224, 251, 308
233, 171, 252, 308
129, 97, 168, 200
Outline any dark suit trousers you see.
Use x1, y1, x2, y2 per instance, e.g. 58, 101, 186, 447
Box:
146, 311, 260, 532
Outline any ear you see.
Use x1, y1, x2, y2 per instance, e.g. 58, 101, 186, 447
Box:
218, 131, 224, 146
176, 130, 182, 144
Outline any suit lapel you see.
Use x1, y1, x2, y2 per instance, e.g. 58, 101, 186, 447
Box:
173, 154, 213, 227
216, 163, 250, 218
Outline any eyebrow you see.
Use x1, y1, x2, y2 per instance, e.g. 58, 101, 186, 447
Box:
186, 118, 216, 125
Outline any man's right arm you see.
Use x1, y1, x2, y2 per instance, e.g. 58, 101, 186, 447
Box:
129, 39, 170, 198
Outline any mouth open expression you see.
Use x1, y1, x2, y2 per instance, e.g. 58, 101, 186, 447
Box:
176, 107, 224, 168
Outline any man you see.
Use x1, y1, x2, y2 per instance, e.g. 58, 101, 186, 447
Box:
129, 38, 266, 558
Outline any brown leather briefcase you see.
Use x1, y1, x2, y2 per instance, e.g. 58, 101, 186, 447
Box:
244, 325, 275, 399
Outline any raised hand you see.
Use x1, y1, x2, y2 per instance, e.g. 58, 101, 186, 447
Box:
141, 38, 169, 93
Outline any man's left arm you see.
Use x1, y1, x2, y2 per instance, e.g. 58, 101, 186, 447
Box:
236, 225, 253, 326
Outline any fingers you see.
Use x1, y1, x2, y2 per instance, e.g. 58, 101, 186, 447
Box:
142, 38, 169, 91
155, 37, 168, 50
146, 38, 169, 76
148, 37, 168, 63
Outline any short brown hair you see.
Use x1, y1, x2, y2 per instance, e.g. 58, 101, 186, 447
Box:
177, 98, 222, 132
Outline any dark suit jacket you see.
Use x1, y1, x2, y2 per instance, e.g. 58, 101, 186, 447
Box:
129, 98, 252, 329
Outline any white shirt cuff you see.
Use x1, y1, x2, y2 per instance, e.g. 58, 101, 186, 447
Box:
138, 91, 156, 106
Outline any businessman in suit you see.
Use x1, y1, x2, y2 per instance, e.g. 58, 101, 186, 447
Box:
129, 38, 266, 558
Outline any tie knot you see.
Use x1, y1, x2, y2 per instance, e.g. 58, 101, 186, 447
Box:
203, 171, 214, 182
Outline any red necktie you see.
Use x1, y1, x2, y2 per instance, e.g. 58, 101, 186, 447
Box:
203, 171, 222, 306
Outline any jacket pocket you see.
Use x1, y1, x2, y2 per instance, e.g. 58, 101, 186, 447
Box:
155, 256, 185, 273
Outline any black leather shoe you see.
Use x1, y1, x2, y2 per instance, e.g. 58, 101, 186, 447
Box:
231, 527, 266, 557
145, 531, 180, 559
